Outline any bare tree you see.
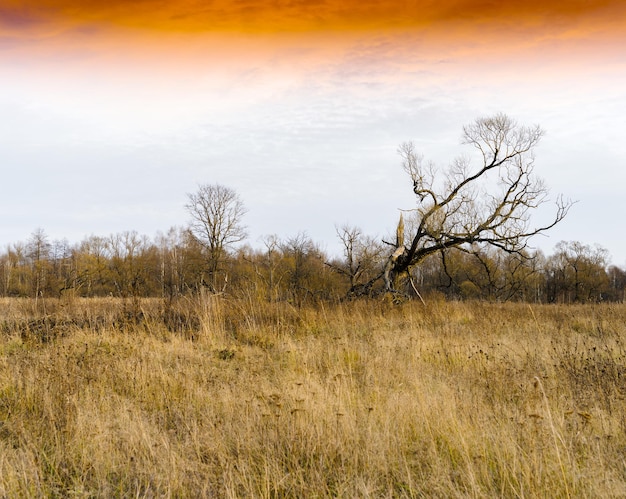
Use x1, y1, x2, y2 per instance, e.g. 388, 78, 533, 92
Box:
27, 228, 51, 299
259, 234, 285, 302
382, 113, 572, 295
546, 241, 610, 303
185, 183, 247, 290
328, 224, 385, 297
607, 265, 626, 302
107, 230, 152, 301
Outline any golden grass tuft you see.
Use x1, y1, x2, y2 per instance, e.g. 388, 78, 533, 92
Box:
0, 297, 625, 496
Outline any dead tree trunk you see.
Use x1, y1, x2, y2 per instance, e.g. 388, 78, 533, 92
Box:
383, 214, 409, 293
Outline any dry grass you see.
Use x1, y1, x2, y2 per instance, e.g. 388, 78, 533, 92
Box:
0, 295, 625, 497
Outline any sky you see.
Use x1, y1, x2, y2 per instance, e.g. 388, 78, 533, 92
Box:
1, 1, 626, 263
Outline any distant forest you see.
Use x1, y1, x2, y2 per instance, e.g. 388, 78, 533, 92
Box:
1, 226, 623, 304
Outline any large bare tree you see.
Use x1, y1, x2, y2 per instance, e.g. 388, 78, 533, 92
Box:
382, 113, 572, 295
185, 183, 247, 289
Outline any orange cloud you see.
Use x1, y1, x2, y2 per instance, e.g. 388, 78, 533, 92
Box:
4, 0, 626, 34
2, 0, 624, 76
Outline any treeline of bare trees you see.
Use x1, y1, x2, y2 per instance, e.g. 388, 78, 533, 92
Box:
1, 226, 624, 304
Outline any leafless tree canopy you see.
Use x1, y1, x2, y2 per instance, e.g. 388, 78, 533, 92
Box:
384, 113, 572, 292
326, 224, 386, 297
185, 183, 247, 278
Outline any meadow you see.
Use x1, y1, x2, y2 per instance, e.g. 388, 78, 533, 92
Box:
0, 295, 625, 497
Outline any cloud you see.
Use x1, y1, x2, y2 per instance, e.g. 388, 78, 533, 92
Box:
5, 0, 626, 34
0, 6, 49, 29
2, 0, 624, 76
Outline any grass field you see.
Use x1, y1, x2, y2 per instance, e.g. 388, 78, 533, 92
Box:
0, 295, 625, 497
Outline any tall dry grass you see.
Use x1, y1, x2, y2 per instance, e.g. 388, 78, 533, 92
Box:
0, 295, 625, 497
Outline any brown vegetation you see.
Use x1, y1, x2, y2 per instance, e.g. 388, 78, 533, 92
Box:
1, 296, 625, 497
1, 227, 624, 304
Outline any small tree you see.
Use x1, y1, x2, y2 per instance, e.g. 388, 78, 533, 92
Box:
258, 234, 285, 302
107, 231, 155, 303
27, 228, 51, 299
607, 265, 626, 302
75, 235, 111, 296
546, 241, 610, 303
281, 233, 315, 307
327, 224, 385, 297
382, 113, 571, 295
185, 183, 247, 291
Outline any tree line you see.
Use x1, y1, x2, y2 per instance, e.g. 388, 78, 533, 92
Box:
1, 226, 623, 303
3, 113, 615, 303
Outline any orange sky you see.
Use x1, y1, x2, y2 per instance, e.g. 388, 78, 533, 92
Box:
3, 0, 626, 33
1, 0, 624, 79
3, 0, 626, 44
